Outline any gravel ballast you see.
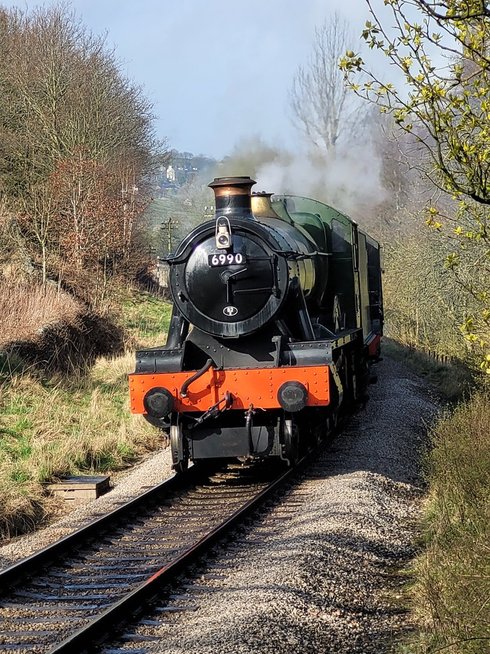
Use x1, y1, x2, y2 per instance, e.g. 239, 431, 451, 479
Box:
120, 356, 438, 653
1, 355, 438, 652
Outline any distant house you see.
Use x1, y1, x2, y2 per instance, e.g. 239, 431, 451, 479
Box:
166, 165, 176, 182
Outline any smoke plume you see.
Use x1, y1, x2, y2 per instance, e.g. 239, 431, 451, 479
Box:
255, 141, 387, 225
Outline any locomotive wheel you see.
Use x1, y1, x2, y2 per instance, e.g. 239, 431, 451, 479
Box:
283, 418, 299, 466
174, 459, 188, 475
192, 459, 221, 475
326, 409, 338, 433
313, 424, 322, 446
170, 417, 188, 474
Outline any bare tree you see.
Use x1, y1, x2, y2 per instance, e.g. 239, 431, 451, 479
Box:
0, 5, 161, 306
290, 13, 366, 153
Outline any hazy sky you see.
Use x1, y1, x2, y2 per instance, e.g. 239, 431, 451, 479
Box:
3, 1, 378, 158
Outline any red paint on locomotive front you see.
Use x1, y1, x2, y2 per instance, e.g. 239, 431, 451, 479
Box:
129, 365, 330, 415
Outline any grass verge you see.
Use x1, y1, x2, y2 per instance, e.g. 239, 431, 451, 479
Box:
405, 392, 490, 653
118, 288, 172, 347
0, 289, 173, 541
385, 338, 489, 651
0, 352, 161, 540
382, 337, 474, 402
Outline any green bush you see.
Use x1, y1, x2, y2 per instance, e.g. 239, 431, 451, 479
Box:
409, 393, 490, 653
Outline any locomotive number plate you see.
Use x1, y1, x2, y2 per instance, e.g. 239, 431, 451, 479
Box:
208, 253, 246, 267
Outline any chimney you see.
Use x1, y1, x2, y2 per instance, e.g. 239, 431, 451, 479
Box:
208, 176, 256, 217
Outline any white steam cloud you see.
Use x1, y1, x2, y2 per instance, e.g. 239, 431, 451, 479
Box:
255, 140, 387, 224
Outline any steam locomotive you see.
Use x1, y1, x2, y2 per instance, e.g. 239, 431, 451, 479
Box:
129, 177, 383, 472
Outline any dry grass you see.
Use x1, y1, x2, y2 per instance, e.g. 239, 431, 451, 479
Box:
0, 281, 80, 349
384, 339, 489, 652
0, 287, 172, 540
0, 351, 160, 541
0, 281, 126, 374
406, 393, 490, 653
118, 288, 172, 348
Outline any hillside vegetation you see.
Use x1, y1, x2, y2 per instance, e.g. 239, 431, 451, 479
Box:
0, 5, 161, 308
0, 4, 174, 540
411, 393, 490, 653
342, 2, 490, 651
0, 290, 172, 540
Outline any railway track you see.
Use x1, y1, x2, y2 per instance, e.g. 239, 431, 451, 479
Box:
0, 460, 298, 654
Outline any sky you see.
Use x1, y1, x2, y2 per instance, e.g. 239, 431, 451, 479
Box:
2, 0, 378, 158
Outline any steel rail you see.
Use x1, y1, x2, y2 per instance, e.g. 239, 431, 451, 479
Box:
48, 462, 296, 654
0, 467, 201, 590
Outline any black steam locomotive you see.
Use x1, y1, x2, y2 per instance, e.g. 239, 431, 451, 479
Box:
129, 177, 383, 472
